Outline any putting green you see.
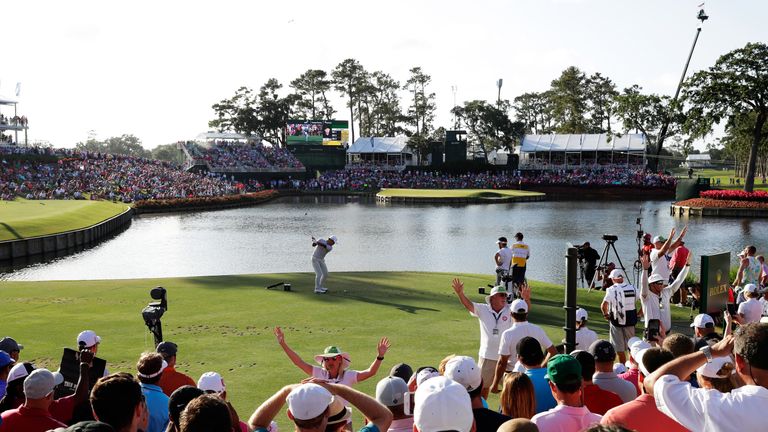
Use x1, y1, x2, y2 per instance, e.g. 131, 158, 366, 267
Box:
0, 199, 130, 241
377, 188, 544, 199
0, 271, 695, 427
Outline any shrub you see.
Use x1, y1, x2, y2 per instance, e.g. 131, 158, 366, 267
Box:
700, 190, 768, 202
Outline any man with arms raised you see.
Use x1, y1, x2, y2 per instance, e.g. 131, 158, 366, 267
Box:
452, 277, 512, 399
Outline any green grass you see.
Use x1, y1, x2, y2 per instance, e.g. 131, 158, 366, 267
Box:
0, 271, 695, 427
0, 199, 130, 240
377, 188, 544, 199
672, 168, 768, 191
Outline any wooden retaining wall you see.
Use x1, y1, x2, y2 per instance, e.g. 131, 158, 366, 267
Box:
0, 208, 134, 261
670, 204, 768, 218
376, 194, 546, 204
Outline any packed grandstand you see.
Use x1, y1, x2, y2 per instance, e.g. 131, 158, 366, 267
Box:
180, 141, 305, 172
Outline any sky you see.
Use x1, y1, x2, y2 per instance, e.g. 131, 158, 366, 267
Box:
2, 0, 766, 150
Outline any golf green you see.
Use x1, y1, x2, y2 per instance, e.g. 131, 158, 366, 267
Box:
0, 199, 130, 240
0, 271, 693, 426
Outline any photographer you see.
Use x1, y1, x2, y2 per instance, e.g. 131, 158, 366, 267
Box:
580, 242, 600, 288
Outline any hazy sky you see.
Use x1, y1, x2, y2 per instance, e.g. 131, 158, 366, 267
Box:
2, 0, 766, 149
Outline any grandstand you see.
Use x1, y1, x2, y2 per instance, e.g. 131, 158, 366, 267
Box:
0, 95, 28, 146
179, 132, 305, 175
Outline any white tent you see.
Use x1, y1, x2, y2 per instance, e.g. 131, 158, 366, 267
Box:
684, 153, 711, 168
519, 133, 646, 169
346, 136, 414, 168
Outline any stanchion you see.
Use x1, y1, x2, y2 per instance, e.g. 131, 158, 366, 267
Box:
563, 247, 578, 354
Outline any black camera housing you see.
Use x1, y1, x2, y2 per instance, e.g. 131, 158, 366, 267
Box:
602, 234, 619, 242
142, 287, 167, 346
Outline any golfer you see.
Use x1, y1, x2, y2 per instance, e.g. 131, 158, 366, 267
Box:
311, 235, 337, 294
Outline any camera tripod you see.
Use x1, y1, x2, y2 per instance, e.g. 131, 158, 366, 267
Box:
588, 236, 628, 293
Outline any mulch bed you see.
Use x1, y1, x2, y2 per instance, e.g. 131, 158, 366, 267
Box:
675, 198, 768, 209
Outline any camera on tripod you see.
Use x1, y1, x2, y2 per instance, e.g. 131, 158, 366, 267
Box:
142, 287, 167, 346
602, 234, 618, 242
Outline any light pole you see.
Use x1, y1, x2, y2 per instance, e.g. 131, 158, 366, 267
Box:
496, 79, 503, 107
451, 85, 458, 128
653, 7, 709, 171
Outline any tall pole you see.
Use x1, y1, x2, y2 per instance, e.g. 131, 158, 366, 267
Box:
496, 79, 503, 107
654, 8, 709, 171
564, 246, 578, 353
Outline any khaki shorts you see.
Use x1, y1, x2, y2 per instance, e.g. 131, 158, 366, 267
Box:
610, 325, 636, 352
478, 357, 498, 389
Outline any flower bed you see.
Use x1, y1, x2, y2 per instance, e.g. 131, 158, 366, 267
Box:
675, 198, 768, 209
700, 190, 768, 202
133, 190, 278, 211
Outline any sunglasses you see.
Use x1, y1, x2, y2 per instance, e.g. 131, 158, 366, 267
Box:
323, 356, 342, 362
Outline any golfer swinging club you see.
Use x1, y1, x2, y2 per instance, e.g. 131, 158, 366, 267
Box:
311, 234, 337, 294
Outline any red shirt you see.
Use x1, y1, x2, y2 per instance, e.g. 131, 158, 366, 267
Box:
617, 367, 641, 395
49, 394, 77, 424
583, 383, 623, 415
669, 246, 690, 270
0, 405, 67, 432
158, 365, 197, 396
601, 394, 689, 432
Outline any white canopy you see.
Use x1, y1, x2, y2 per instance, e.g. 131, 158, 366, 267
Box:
0, 95, 17, 105
195, 131, 250, 141
520, 134, 646, 152
685, 153, 711, 161
348, 136, 412, 154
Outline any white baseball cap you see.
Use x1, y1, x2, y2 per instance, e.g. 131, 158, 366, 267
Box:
744, 283, 759, 294
197, 372, 225, 393
24, 368, 64, 399
77, 330, 101, 348
609, 269, 624, 279
652, 235, 666, 244
329, 235, 338, 244
375, 376, 408, 406
286, 383, 333, 421
444, 356, 482, 392
697, 356, 736, 379
416, 367, 440, 386
576, 308, 588, 322
648, 274, 666, 284
414, 376, 473, 432
690, 313, 715, 328
510, 299, 528, 314
7, 362, 35, 383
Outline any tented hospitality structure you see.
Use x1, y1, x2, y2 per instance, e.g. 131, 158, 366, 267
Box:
519, 134, 646, 170
346, 136, 414, 169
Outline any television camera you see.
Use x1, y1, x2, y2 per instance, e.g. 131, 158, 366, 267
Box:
141, 287, 167, 346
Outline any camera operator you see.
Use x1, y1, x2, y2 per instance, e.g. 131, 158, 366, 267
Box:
580, 242, 600, 288
494, 237, 513, 286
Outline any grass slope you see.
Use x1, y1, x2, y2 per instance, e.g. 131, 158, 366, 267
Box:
0, 271, 693, 426
377, 188, 544, 198
672, 168, 768, 191
0, 199, 129, 240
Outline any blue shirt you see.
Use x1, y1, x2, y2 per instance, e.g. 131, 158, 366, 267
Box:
525, 367, 556, 414
141, 383, 169, 432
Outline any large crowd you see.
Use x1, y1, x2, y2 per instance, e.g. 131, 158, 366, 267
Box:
1, 149, 240, 202
1, 229, 766, 432
296, 167, 676, 192
182, 142, 304, 171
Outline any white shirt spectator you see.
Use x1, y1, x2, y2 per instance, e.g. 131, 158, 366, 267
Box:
531, 405, 602, 432
603, 282, 639, 327
498, 322, 553, 371
575, 327, 598, 351
738, 298, 763, 324
654, 374, 768, 432
641, 266, 689, 331
470, 302, 512, 361
496, 247, 513, 270
650, 248, 672, 283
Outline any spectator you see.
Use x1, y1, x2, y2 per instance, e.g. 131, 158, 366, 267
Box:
662, 334, 695, 359
530, 354, 601, 431
640, 253, 691, 334
445, 355, 510, 431
696, 355, 740, 393
669, 241, 690, 280
498, 418, 540, 432
0, 362, 34, 411
196, 371, 248, 432
451, 278, 512, 398
249, 381, 392, 432
691, 313, 722, 349
0, 338, 23, 362
499, 372, 535, 419
388, 363, 413, 384
492, 295, 557, 393
600, 270, 639, 364
645, 324, 768, 431
156, 342, 196, 397
0, 368, 66, 432
649, 228, 686, 286
0, 351, 14, 399
167, 386, 205, 432
736, 284, 763, 324
516, 337, 556, 414
617, 338, 648, 395
733, 245, 761, 288
374, 376, 412, 432
575, 308, 598, 350
136, 352, 170, 432
90, 373, 148, 432
570, 351, 623, 415
413, 376, 473, 432
589, 340, 638, 403
179, 394, 232, 432
601, 347, 686, 431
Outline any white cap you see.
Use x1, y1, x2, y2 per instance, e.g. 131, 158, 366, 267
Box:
744, 283, 759, 294
77, 330, 101, 348
613, 363, 627, 374
414, 376, 473, 432
375, 376, 408, 406
7, 362, 33, 383
648, 274, 666, 284
286, 383, 333, 421
697, 356, 736, 379
416, 367, 439, 386
510, 299, 528, 314
609, 269, 624, 279
444, 356, 482, 392
24, 368, 64, 399
652, 236, 666, 244
576, 308, 588, 322
329, 235, 338, 244
690, 314, 715, 328
197, 372, 225, 393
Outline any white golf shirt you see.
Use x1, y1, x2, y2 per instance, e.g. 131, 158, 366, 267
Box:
471, 302, 512, 361
640, 265, 689, 331
498, 321, 553, 371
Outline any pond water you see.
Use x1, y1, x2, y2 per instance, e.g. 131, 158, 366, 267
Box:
2, 196, 765, 284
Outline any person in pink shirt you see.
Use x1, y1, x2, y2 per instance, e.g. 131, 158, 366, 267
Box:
601, 347, 688, 432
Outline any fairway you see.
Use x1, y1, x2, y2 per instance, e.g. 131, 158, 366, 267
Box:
0, 271, 695, 427
377, 188, 545, 199
0, 199, 130, 240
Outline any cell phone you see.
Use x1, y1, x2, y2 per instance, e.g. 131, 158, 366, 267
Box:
402, 391, 416, 416
645, 319, 660, 341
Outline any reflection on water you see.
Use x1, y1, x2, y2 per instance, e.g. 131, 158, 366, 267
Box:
2, 196, 765, 284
